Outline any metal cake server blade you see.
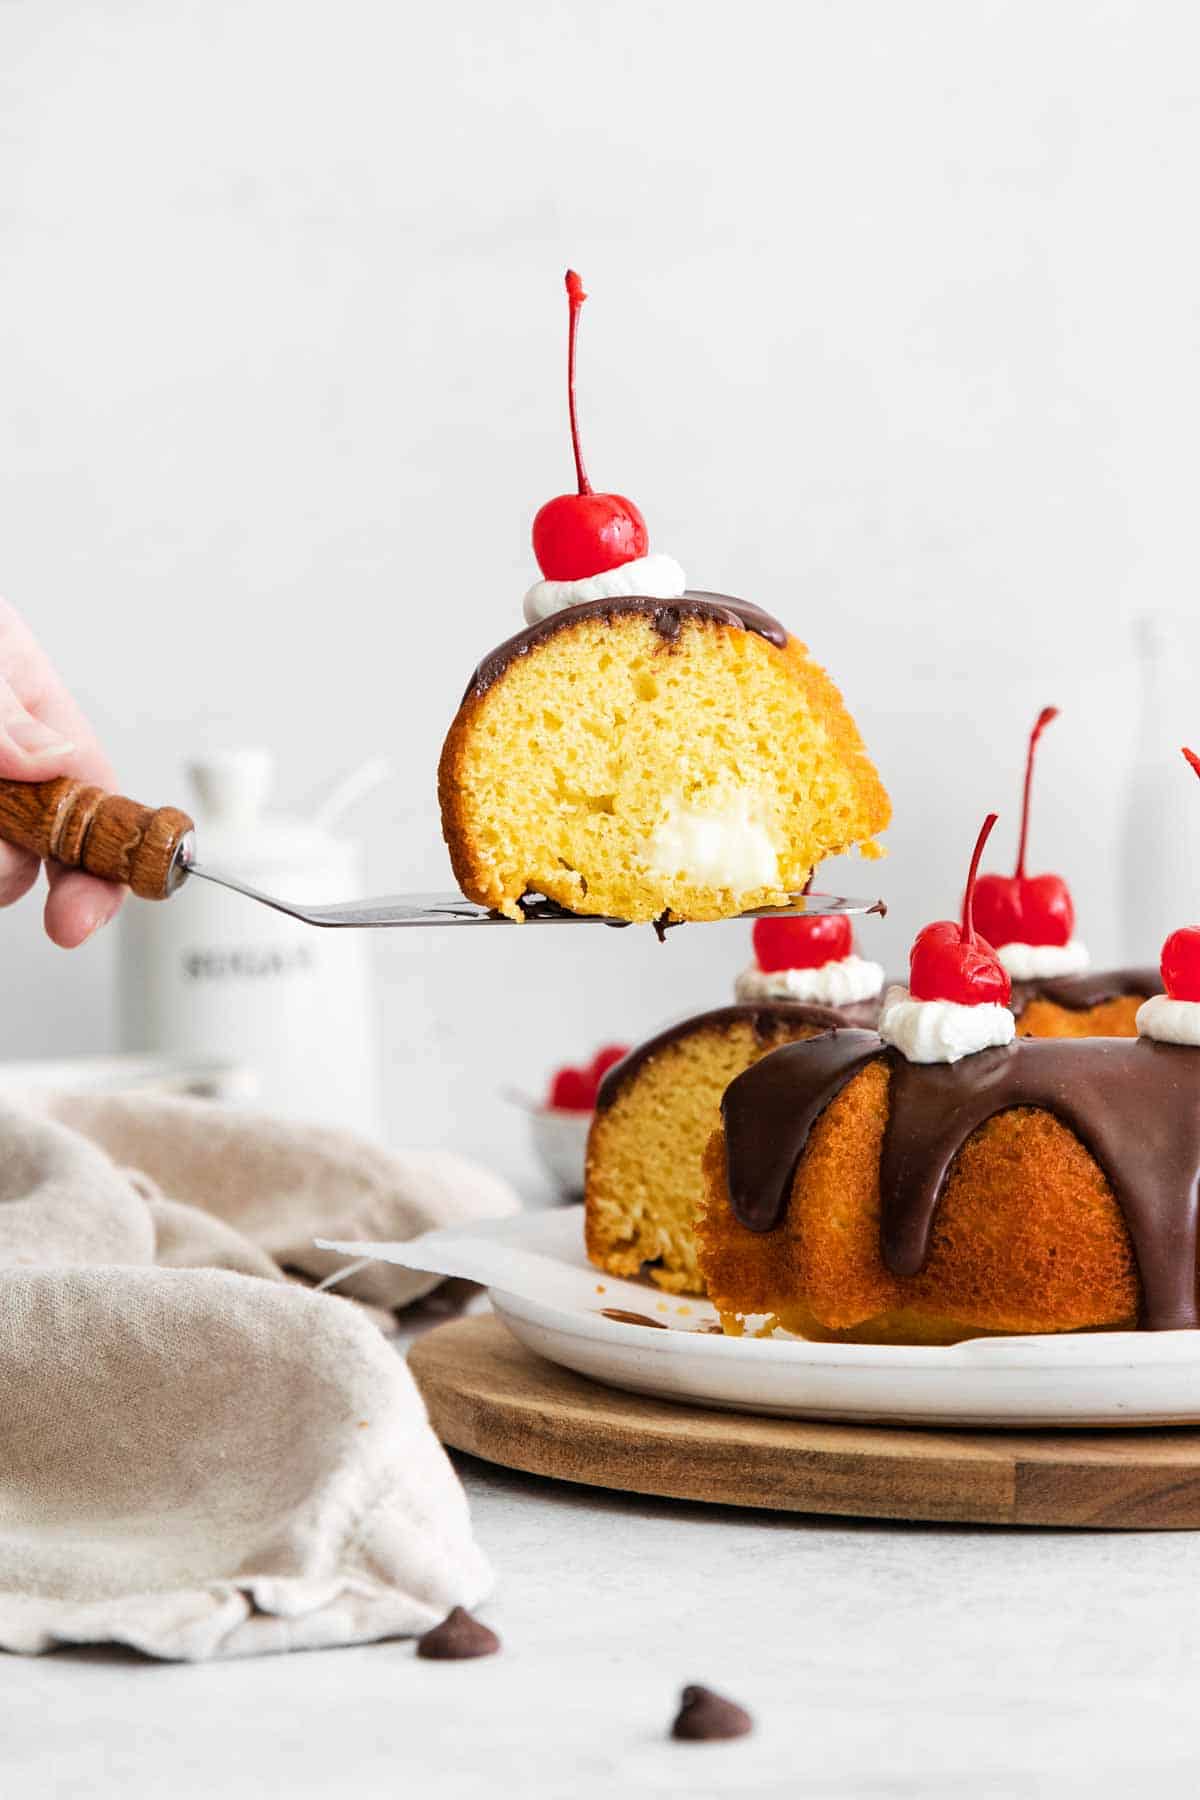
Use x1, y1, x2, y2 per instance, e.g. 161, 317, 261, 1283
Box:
0, 774, 884, 927
182, 862, 884, 928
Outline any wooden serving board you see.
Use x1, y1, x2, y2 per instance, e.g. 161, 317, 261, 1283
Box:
408, 1313, 1200, 1529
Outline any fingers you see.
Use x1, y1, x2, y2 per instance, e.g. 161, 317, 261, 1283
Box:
0, 669, 79, 918
0, 599, 123, 945
0, 672, 78, 780
0, 601, 116, 788
0, 844, 41, 907
44, 863, 125, 950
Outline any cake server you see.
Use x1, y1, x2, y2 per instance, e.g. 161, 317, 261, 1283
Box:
0, 776, 884, 927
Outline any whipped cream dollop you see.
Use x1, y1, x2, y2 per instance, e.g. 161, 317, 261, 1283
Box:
523, 553, 687, 625
735, 957, 885, 1008
1136, 994, 1200, 1046
997, 939, 1090, 980
879, 983, 1015, 1065
641, 790, 780, 891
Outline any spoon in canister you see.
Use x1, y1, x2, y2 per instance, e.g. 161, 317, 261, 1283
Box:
0, 776, 884, 928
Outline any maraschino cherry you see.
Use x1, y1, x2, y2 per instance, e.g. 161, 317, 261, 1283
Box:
909, 813, 1012, 1006
531, 271, 650, 582
547, 1043, 630, 1112
1159, 748, 1200, 1002
752, 908, 853, 973
973, 707, 1074, 949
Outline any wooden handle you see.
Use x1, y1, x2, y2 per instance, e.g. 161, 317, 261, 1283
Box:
0, 777, 195, 901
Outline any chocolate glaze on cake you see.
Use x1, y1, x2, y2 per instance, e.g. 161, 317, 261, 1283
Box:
595, 1001, 880, 1114
463, 591, 788, 701
1009, 965, 1159, 1017
720, 1030, 1200, 1330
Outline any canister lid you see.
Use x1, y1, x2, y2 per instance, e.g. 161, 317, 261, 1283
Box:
186, 750, 357, 875
187, 748, 274, 828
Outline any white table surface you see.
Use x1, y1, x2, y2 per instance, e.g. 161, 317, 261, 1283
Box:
10, 1307, 1200, 1800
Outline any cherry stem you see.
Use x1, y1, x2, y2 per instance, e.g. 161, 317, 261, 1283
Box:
564, 269, 592, 497
1015, 705, 1060, 879
962, 812, 1000, 946
1183, 746, 1200, 783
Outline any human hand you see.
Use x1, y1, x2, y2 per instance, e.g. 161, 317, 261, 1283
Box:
0, 599, 124, 947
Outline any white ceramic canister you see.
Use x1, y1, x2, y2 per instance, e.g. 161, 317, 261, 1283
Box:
118, 750, 381, 1138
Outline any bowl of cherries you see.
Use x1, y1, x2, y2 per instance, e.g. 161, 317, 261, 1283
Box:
526, 1044, 629, 1200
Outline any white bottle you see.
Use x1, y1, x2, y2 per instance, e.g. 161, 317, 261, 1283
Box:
118, 749, 381, 1138
1120, 612, 1200, 964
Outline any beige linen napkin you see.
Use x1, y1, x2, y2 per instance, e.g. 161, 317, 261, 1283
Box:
46, 1090, 519, 1311
0, 1098, 519, 1660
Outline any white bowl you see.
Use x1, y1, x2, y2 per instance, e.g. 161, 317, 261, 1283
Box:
528, 1107, 592, 1198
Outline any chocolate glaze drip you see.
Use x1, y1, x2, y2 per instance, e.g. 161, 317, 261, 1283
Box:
600, 1307, 668, 1328
722, 1030, 881, 1230
595, 1001, 879, 1114
463, 591, 788, 701
1010, 965, 1159, 1016
514, 894, 632, 928
721, 1031, 1200, 1330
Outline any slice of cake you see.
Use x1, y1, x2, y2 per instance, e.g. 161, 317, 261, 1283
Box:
584, 1000, 866, 1296
438, 271, 889, 924
441, 597, 888, 923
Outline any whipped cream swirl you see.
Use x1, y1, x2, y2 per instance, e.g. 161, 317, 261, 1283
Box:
735, 957, 885, 1008
1136, 994, 1200, 1046
997, 939, 1090, 980
879, 983, 1015, 1065
523, 553, 686, 624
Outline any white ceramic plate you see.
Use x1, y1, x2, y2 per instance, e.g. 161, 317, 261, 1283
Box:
318, 1208, 1200, 1428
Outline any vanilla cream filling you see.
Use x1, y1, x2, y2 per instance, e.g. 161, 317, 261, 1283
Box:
997, 939, 1090, 979
523, 553, 687, 624
879, 983, 1015, 1064
735, 957, 885, 1007
641, 791, 780, 891
1136, 994, 1200, 1046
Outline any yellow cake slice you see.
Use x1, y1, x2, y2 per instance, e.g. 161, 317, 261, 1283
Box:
439, 594, 890, 924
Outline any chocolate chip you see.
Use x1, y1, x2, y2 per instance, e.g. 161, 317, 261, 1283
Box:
415, 1606, 501, 1660
670, 1684, 753, 1741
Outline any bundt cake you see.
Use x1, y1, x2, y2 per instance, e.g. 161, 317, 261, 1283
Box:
438, 270, 889, 923
584, 1001, 874, 1296
696, 804, 1200, 1343
696, 1029, 1200, 1343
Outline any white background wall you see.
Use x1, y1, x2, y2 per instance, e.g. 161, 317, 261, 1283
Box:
2, 0, 1198, 1186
